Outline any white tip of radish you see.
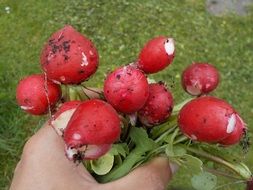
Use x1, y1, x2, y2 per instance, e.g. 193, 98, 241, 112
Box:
51, 108, 76, 136
81, 52, 89, 66
190, 134, 197, 140
20, 106, 34, 110
164, 38, 175, 56
226, 113, 236, 133
186, 85, 201, 96
65, 146, 78, 160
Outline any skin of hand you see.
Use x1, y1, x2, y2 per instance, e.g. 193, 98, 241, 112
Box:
9, 123, 177, 190
10, 88, 178, 190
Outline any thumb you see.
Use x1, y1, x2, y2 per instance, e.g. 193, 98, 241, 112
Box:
101, 157, 177, 190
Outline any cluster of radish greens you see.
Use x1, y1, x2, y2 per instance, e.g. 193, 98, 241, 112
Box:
16, 25, 252, 190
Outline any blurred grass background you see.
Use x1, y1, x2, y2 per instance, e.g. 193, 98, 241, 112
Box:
0, 0, 252, 189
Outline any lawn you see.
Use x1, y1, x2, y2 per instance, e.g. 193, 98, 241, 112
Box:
0, 0, 253, 189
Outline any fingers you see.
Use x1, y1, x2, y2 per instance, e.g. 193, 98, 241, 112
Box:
20, 122, 97, 185
101, 157, 177, 190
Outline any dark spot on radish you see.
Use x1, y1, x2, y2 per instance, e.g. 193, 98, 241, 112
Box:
127, 72, 132, 76
203, 118, 207, 123
48, 39, 55, 46
51, 44, 58, 53
62, 40, 70, 53
71, 40, 76, 43
78, 70, 85, 74
63, 54, 69, 61
106, 90, 110, 93
116, 74, 121, 79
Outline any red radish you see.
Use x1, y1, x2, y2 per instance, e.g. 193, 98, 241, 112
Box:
181, 63, 219, 96
63, 99, 121, 160
138, 82, 173, 127
219, 114, 246, 146
16, 74, 61, 115
137, 36, 175, 74
104, 66, 149, 114
178, 96, 239, 143
50, 101, 81, 136
40, 25, 99, 84
50, 100, 112, 160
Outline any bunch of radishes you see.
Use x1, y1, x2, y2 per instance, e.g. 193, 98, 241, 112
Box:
16, 25, 252, 189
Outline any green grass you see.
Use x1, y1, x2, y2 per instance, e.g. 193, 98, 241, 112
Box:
0, 0, 253, 189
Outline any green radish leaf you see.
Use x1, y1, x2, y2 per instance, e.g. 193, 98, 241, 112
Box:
130, 127, 157, 151
91, 153, 114, 175
98, 127, 157, 182
166, 145, 187, 157
191, 171, 217, 190
150, 116, 177, 139
200, 144, 243, 163
110, 143, 129, 157
182, 154, 203, 174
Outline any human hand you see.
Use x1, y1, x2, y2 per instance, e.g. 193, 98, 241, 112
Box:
10, 122, 177, 190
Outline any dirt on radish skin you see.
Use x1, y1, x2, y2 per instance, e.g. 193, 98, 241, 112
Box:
178, 96, 242, 143
16, 74, 61, 115
137, 36, 175, 74
40, 25, 99, 84
181, 63, 219, 96
104, 65, 149, 114
63, 99, 121, 160
138, 82, 174, 127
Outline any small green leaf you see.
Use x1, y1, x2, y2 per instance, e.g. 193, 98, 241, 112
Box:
91, 153, 114, 175
182, 154, 203, 174
130, 127, 157, 151
110, 143, 129, 157
165, 144, 186, 157
191, 172, 217, 190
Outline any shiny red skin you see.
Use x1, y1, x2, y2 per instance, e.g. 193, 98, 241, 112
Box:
40, 25, 99, 84
138, 83, 173, 126
137, 36, 175, 74
64, 99, 121, 147
181, 63, 219, 96
219, 114, 246, 146
104, 66, 149, 114
16, 74, 61, 115
178, 96, 237, 143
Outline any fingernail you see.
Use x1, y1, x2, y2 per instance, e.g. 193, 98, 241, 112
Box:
169, 162, 179, 174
